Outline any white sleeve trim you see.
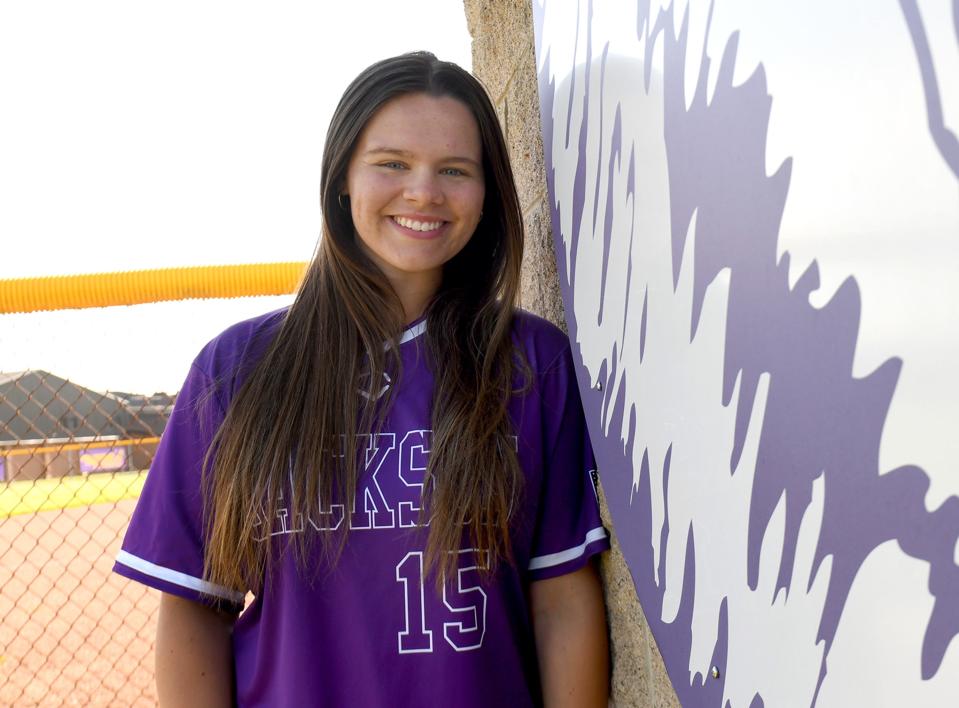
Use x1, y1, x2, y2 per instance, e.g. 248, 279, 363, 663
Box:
115, 550, 246, 604
528, 526, 608, 571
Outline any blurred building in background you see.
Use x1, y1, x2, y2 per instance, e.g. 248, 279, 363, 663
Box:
0, 371, 172, 481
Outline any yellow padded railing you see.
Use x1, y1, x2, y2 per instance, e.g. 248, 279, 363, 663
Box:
0, 262, 310, 314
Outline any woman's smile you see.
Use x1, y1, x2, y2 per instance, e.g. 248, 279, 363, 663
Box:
390, 214, 449, 237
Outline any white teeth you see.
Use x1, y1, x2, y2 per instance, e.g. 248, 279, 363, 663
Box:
393, 216, 443, 232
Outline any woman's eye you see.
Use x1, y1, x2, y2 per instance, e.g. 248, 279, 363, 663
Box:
381, 161, 406, 169
441, 167, 466, 177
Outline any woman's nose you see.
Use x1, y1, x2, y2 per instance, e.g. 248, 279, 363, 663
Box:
402, 170, 444, 205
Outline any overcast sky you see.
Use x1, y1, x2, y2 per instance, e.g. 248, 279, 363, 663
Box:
0, 1, 473, 394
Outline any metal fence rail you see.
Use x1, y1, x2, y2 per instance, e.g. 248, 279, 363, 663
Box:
0, 370, 172, 706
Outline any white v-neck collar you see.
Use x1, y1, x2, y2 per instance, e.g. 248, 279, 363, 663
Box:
398, 319, 427, 345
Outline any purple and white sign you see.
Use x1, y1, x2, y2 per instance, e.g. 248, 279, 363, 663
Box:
79, 446, 127, 474
533, 1, 959, 705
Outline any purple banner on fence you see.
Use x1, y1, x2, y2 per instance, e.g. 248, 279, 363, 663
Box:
80, 447, 127, 474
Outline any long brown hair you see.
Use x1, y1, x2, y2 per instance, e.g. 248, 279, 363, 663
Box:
202, 52, 526, 593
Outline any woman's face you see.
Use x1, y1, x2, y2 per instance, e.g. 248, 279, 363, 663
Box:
345, 92, 485, 300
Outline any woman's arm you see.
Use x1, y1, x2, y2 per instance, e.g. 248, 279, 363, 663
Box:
530, 562, 610, 707
155, 592, 236, 707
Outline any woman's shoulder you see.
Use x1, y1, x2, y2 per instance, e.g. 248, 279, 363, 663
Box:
510, 308, 574, 375
191, 306, 289, 382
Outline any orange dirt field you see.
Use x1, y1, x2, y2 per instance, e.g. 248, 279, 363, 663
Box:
0, 500, 158, 706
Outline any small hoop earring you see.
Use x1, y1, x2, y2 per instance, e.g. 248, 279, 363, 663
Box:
338, 193, 349, 210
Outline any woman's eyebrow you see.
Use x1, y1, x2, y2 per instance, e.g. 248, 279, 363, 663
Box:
364, 147, 480, 167
365, 147, 412, 158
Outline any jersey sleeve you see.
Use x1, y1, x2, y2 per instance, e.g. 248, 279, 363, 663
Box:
527, 346, 610, 582
112, 361, 246, 612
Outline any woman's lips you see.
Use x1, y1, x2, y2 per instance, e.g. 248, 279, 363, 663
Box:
390, 215, 448, 238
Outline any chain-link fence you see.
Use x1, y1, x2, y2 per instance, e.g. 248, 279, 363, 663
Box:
0, 369, 171, 706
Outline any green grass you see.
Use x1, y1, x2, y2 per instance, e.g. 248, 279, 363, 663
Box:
0, 471, 148, 518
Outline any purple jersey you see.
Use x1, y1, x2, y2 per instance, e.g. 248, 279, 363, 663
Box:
114, 308, 609, 707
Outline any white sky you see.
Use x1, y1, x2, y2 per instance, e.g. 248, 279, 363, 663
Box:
0, 0, 473, 394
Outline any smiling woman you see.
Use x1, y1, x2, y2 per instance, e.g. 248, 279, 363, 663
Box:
111, 52, 610, 707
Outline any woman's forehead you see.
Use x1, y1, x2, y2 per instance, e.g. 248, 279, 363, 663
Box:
356, 93, 482, 158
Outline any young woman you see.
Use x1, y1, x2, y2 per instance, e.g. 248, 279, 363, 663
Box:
114, 52, 610, 707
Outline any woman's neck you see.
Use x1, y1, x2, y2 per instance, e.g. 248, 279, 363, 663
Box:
389, 272, 441, 323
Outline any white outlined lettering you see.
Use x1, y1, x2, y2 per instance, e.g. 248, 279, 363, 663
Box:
394, 548, 488, 655
398, 430, 431, 528
349, 433, 397, 530
442, 549, 489, 651
395, 552, 433, 653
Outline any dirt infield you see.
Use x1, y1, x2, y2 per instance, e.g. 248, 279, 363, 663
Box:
0, 500, 158, 706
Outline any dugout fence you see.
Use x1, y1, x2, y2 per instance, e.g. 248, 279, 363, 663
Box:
0, 264, 303, 706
